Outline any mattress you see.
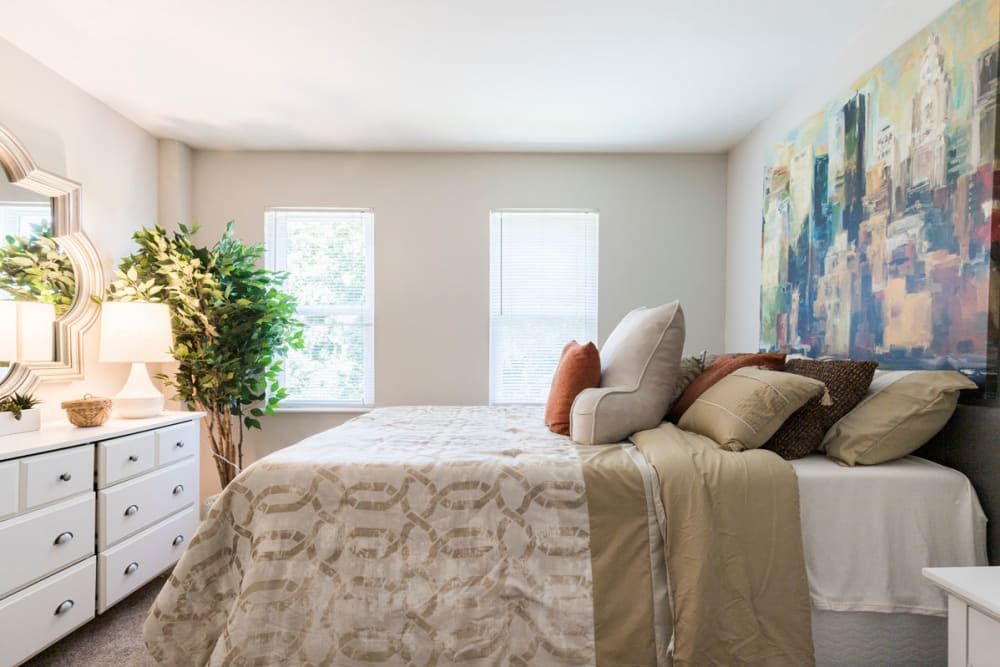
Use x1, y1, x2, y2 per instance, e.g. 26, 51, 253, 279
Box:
812, 609, 946, 667
793, 453, 988, 616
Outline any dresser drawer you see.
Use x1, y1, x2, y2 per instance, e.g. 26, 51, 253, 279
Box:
0, 461, 17, 520
96, 431, 156, 489
0, 556, 95, 667
0, 493, 95, 600
97, 458, 197, 549
20, 445, 94, 511
155, 421, 198, 466
98, 506, 198, 612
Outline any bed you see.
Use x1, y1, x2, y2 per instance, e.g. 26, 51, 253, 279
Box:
794, 449, 988, 666
143, 404, 995, 666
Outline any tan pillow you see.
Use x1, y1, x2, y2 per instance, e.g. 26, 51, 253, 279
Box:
668, 352, 787, 421
571, 302, 685, 445
823, 370, 978, 466
679, 367, 828, 452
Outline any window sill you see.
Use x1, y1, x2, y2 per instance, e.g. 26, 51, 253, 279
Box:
272, 406, 373, 414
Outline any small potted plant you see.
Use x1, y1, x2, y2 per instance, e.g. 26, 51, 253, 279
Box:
0, 392, 41, 436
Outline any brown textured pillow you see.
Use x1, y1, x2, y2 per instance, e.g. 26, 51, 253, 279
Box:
668, 352, 786, 421
545, 341, 601, 435
764, 359, 878, 460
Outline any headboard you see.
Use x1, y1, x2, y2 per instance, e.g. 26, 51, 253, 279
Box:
915, 404, 1000, 565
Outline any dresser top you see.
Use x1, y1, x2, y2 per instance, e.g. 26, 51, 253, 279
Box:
923, 567, 1000, 619
0, 411, 205, 462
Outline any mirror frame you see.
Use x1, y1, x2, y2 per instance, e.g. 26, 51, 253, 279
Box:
0, 122, 103, 395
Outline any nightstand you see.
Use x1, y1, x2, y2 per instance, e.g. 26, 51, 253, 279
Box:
923, 567, 1000, 667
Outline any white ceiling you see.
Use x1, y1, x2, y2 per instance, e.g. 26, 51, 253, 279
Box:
0, 0, 893, 152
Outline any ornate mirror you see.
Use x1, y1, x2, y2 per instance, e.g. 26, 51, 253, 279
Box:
0, 123, 102, 395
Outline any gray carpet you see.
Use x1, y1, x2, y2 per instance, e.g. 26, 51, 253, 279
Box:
25, 575, 165, 666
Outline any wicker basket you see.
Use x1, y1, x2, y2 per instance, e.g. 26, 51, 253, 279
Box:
61, 394, 112, 427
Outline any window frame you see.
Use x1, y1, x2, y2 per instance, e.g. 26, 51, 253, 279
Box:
264, 206, 375, 411
488, 208, 600, 405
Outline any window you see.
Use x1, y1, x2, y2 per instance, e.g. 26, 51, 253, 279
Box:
265, 208, 374, 407
489, 210, 598, 404
0, 201, 51, 239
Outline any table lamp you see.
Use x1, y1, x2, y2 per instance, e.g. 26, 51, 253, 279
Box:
0, 301, 56, 363
99, 301, 174, 418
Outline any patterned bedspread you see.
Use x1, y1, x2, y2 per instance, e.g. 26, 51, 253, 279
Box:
144, 406, 663, 665
145, 406, 811, 666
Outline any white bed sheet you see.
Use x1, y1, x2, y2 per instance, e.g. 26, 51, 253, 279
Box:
792, 454, 988, 616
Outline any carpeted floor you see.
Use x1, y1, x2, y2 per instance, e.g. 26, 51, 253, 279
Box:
25, 574, 166, 666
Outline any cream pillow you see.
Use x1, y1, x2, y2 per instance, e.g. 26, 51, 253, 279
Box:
679, 367, 828, 452
570, 302, 685, 445
822, 370, 977, 466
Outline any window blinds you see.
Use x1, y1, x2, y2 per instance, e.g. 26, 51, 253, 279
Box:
489, 210, 599, 404
265, 208, 374, 407
0, 202, 51, 238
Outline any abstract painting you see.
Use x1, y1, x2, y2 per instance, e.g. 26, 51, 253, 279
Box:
760, 0, 1000, 396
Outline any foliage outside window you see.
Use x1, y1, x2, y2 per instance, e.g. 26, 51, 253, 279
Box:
265, 208, 375, 408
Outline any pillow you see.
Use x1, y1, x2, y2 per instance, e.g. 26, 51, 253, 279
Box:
764, 359, 878, 460
667, 351, 709, 408
570, 302, 685, 445
668, 352, 786, 421
678, 367, 828, 451
545, 341, 601, 435
823, 370, 978, 466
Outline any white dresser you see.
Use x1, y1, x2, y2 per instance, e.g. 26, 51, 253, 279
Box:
0, 412, 203, 666
924, 567, 1000, 667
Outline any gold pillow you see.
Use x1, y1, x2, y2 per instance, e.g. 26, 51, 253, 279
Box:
822, 370, 977, 466
678, 367, 828, 452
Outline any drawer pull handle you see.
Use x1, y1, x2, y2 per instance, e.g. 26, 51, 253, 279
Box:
172, 484, 185, 496
53, 531, 74, 546
128, 455, 140, 462
172, 534, 185, 547
124, 504, 140, 517
54, 600, 74, 616
59, 472, 72, 482
175, 441, 185, 449
124, 562, 139, 575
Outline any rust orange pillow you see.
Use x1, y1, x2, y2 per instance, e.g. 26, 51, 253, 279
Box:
545, 341, 601, 435
668, 352, 786, 421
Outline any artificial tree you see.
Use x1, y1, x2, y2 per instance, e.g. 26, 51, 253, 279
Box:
107, 223, 303, 487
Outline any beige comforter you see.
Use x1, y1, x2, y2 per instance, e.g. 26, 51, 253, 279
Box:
145, 407, 812, 666
633, 423, 815, 666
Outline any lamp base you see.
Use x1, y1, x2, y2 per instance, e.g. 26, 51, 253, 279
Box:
113, 362, 165, 419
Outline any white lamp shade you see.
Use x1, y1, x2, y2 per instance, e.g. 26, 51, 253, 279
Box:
99, 301, 174, 363
0, 301, 56, 362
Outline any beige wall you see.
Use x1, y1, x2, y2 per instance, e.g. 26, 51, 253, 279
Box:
724, 0, 957, 351
0, 36, 158, 417
191, 150, 727, 488
157, 139, 192, 230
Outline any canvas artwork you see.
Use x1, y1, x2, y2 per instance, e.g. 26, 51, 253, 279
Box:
760, 0, 1000, 396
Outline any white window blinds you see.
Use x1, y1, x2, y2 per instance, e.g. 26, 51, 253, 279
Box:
489, 210, 599, 404
265, 208, 374, 407
0, 202, 51, 238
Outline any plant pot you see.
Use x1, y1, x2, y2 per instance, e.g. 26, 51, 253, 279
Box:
0, 408, 41, 437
